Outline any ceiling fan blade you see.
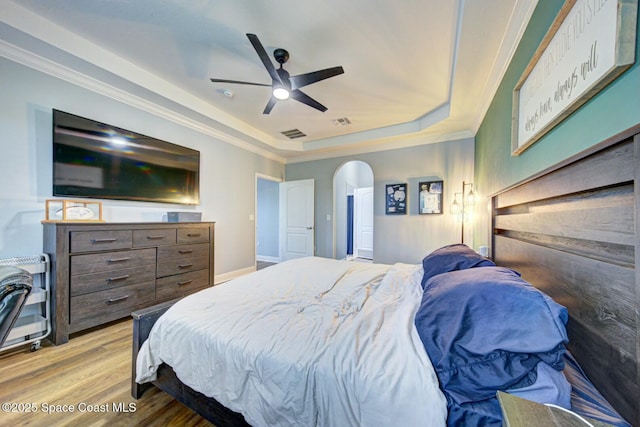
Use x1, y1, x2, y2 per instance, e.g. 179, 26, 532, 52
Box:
290, 89, 328, 112
210, 78, 270, 87
289, 66, 344, 91
246, 33, 282, 85
263, 96, 278, 114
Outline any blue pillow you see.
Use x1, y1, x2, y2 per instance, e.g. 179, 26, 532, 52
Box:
414, 267, 569, 425
421, 244, 495, 289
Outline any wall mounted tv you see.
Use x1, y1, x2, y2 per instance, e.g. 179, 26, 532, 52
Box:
53, 109, 200, 205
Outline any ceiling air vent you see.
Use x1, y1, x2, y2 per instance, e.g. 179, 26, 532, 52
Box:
332, 117, 351, 126
281, 129, 307, 139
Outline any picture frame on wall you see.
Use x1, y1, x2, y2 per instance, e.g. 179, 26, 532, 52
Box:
418, 180, 443, 214
511, 0, 637, 155
385, 183, 407, 215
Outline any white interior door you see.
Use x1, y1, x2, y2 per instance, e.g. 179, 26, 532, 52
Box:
354, 186, 373, 259
280, 179, 315, 261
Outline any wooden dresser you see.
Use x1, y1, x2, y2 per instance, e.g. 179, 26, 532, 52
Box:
43, 222, 215, 345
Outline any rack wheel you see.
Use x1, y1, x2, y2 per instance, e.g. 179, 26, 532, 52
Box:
30, 341, 41, 352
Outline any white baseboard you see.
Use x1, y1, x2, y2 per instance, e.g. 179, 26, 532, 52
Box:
214, 266, 255, 285
256, 255, 280, 263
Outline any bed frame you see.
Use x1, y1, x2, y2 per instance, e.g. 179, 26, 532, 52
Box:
130, 124, 640, 426
492, 123, 640, 426
131, 299, 250, 426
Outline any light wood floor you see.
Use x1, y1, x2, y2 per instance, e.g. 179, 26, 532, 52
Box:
0, 319, 212, 427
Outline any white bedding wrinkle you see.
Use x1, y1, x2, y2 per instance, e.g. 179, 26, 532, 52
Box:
136, 256, 447, 426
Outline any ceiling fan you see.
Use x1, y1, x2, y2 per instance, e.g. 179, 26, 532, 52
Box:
210, 33, 344, 114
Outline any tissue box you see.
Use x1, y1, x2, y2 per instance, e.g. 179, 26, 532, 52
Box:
167, 212, 202, 223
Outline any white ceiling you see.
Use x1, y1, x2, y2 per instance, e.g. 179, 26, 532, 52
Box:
0, 0, 537, 162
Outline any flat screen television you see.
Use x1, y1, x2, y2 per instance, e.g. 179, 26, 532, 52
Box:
52, 109, 200, 205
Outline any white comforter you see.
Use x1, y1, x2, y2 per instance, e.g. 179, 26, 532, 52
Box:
136, 256, 447, 426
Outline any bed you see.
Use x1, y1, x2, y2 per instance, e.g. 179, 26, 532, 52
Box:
132, 124, 640, 426
134, 257, 448, 425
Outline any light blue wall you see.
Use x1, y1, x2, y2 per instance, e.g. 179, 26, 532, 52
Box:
475, 0, 640, 249
0, 57, 284, 276
285, 138, 475, 264
256, 178, 279, 260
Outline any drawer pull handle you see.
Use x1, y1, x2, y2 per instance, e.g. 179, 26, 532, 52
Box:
107, 295, 129, 303
177, 280, 193, 286
107, 274, 130, 282
108, 257, 131, 263
92, 238, 117, 244
146, 235, 166, 240
178, 249, 193, 254
186, 233, 201, 237
178, 263, 193, 269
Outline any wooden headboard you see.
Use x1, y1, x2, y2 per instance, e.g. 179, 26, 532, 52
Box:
492, 124, 640, 426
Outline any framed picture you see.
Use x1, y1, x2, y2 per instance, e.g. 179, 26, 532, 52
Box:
511, 0, 637, 155
418, 180, 443, 214
385, 183, 407, 215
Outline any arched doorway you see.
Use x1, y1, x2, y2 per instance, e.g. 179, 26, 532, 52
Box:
333, 161, 374, 260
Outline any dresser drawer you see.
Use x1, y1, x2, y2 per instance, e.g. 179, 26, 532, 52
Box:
70, 248, 156, 276
177, 227, 210, 244
70, 264, 156, 296
133, 228, 176, 247
156, 269, 210, 301
70, 281, 155, 324
43, 221, 214, 345
70, 230, 132, 253
156, 256, 209, 278
157, 243, 209, 261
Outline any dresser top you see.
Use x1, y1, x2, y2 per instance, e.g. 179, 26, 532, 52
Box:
43, 221, 215, 230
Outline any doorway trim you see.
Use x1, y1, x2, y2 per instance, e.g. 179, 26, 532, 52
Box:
255, 173, 282, 267
332, 161, 374, 260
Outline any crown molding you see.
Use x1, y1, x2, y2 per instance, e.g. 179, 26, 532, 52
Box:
0, 38, 287, 164
0, 0, 533, 164
285, 130, 474, 164
470, 0, 538, 133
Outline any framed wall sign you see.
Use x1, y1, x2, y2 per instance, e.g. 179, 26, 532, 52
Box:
511, 0, 637, 155
418, 180, 443, 214
385, 183, 407, 215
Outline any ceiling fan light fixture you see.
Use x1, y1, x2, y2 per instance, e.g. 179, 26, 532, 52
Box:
209, 34, 344, 114
273, 87, 290, 100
